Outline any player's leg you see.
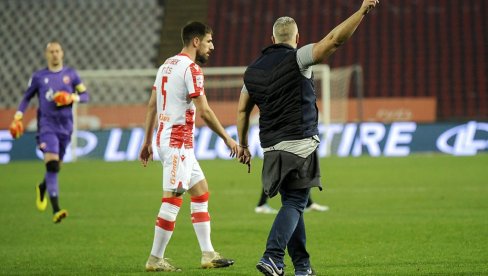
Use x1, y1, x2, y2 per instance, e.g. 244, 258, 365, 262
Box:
38, 132, 67, 223
146, 147, 185, 272
146, 191, 183, 272
35, 134, 48, 211
36, 178, 47, 211
188, 157, 234, 269
188, 179, 213, 252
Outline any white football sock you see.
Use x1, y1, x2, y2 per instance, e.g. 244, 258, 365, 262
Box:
150, 198, 181, 258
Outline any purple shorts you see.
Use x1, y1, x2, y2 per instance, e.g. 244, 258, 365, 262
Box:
37, 132, 71, 160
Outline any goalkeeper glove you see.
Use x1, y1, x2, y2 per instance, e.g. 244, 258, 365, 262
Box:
9, 111, 24, 139
53, 91, 80, 106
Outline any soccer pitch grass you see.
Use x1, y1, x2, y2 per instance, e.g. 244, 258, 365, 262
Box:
1, 154, 487, 275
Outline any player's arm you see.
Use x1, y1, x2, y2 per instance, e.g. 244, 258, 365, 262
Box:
192, 94, 237, 157
139, 87, 158, 167
74, 82, 89, 103
236, 85, 254, 171
53, 71, 89, 106
10, 75, 39, 139
311, 0, 379, 63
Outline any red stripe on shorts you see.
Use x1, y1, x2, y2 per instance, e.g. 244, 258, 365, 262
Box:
191, 212, 210, 223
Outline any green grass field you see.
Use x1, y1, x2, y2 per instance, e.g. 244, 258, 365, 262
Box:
1, 154, 487, 275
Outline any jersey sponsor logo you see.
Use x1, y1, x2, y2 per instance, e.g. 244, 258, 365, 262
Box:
63, 75, 71, 84
158, 114, 170, 122
44, 78, 49, 84
170, 154, 178, 184
45, 88, 54, 101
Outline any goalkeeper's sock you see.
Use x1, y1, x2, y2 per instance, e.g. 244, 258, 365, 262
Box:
50, 196, 60, 213
39, 180, 47, 202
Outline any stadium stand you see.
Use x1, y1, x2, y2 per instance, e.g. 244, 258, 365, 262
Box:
0, 0, 164, 107
207, 0, 488, 121
1, 0, 486, 122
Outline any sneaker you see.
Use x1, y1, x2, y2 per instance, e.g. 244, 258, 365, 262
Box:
145, 255, 181, 272
256, 257, 284, 276
52, 209, 68, 223
36, 185, 47, 211
305, 203, 329, 212
255, 204, 278, 214
201, 251, 234, 268
295, 267, 317, 276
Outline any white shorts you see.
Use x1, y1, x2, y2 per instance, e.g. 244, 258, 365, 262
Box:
157, 146, 205, 193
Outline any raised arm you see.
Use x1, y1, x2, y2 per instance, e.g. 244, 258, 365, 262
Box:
312, 0, 379, 63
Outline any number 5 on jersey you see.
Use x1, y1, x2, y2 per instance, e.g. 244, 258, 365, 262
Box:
161, 76, 168, 110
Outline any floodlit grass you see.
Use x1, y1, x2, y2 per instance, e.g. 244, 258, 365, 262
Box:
1, 154, 487, 275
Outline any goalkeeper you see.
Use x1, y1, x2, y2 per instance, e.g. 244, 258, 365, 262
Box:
9, 40, 89, 223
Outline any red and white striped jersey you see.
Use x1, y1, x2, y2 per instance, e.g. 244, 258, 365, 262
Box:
152, 53, 205, 149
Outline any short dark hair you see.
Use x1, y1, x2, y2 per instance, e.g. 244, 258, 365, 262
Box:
181, 21, 213, 46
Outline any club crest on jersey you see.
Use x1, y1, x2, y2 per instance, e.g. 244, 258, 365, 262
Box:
63, 75, 71, 84
44, 78, 49, 84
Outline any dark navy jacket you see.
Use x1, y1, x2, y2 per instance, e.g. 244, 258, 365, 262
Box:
243, 44, 319, 148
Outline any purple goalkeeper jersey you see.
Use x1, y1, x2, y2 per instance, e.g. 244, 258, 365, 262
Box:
17, 66, 89, 136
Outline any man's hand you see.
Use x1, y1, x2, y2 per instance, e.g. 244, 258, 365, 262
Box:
361, 0, 379, 15
225, 137, 238, 158
237, 145, 252, 173
53, 91, 79, 106
139, 144, 153, 167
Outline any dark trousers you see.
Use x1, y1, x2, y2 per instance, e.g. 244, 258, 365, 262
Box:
263, 186, 311, 271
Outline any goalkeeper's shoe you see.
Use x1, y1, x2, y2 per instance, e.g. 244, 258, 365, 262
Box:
35, 185, 47, 211
53, 209, 68, 223
201, 251, 234, 269
145, 255, 181, 272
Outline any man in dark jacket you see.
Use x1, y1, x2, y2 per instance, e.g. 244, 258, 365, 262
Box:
237, 1, 379, 275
